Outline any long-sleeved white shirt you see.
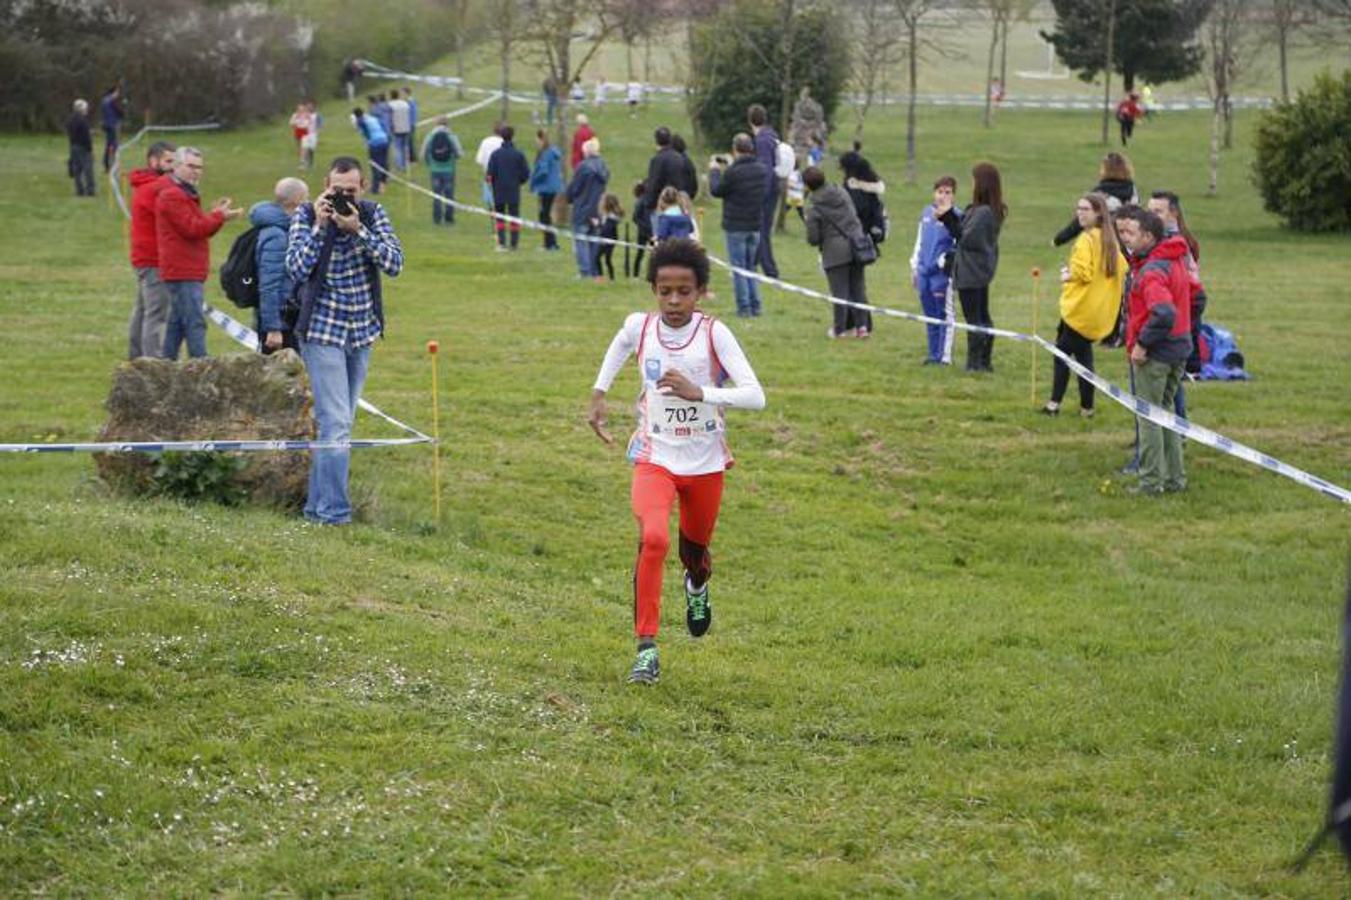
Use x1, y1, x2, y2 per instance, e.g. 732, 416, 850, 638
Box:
594, 312, 765, 474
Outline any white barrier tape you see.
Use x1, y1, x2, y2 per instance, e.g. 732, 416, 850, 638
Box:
373, 150, 1350, 505
109, 122, 222, 217
1035, 336, 1350, 504
418, 92, 502, 128
201, 304, 434, 442
0, 437, 428, 454
853, 92, 1274, 111
357, 61, 534, 104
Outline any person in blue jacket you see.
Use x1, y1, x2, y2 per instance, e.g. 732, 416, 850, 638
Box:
565, 137, 610, 277
909, 175, 960, 365
249, 177, 309, 354
529, 128, 564, 251
353, 106, 390, 194
486, 126, 531, 251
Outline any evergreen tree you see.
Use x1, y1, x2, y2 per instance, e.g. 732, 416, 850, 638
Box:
1039, 0, 1214, 92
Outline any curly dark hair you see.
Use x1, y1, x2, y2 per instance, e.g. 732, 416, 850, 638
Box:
647, 237, 710, 288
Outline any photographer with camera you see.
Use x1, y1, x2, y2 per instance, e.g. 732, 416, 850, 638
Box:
285, 157, 404, 525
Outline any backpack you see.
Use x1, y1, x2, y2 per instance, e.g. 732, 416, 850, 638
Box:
1197, 323, 1249, 381
219, 225, 263, 309
428, 129, 456, 164
774, 140, 795, 179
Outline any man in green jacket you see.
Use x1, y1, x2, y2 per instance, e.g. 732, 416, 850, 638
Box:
421, 115, 463, 225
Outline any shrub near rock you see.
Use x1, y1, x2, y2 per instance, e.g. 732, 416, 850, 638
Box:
95, 351, 313, 509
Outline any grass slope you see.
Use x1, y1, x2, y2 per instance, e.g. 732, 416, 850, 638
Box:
1, 72, 1349, 894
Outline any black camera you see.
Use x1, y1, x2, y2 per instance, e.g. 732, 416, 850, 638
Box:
330, 190, 356, 217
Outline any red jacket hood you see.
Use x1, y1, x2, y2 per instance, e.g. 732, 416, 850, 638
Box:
1134, 234, 1190, 267
129, 167, 164, 188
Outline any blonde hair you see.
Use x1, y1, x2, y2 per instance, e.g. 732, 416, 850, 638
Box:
582, 137, 600, 157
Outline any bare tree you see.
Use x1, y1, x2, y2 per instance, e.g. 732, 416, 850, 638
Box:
527, 0, 625, 167
494, 0, 522, 120
452, 0, 470, 99
1266, 0, 1316, 102
1204, 0, 1251, 193
848, 0, 906, 139
893, 0, 956, 184
982, 2, 1014, 127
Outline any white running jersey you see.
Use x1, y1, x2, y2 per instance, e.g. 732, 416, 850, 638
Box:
594, 311, 765, 476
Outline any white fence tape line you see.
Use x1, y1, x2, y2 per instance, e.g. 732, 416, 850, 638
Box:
852, 92, 1275, 111
373, 162, 1349, 505
418, 91, 502, 128
109, 122, 222, 217
0, 437, 428, 454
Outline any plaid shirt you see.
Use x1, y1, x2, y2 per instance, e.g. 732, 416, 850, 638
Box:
285, 201, 403, 348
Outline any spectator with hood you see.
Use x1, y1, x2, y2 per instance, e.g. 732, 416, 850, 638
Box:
1052, 152, 1138, 247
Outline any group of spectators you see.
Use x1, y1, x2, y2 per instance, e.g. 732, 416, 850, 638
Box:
124, 134, 403, 523
350, 87, 421, 193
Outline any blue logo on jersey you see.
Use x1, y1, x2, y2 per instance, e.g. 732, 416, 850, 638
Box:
644, 358, 661, 381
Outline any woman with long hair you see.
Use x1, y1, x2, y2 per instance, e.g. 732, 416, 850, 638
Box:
940, 162, 1006, 371
1052, 151, 1137, 247
1043, 193, 1126, 417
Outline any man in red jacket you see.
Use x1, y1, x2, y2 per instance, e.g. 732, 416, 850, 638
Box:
127, 140, 176, 359
155, 147, 242, 359
1116, 204, 1194, 496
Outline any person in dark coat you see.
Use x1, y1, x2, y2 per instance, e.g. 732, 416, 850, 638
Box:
1052, 152, 1138, 247
939, 162, 1006, 372
641, 127, 687, 234
839, 148, 887, 252
708, 133, 769, 317
670, 134, 699, 201
99, 84, 124, 173
804, 167, 871, 338
249, 177, 309, 354
748, 104, 781, 278
66, 99, 95, 197
565, 137, 610, 277
486, 126, 531, 250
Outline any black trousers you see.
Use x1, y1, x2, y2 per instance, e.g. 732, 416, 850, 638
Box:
1050, 320, 1096, 409
1118, 114, 1135, 146
494, 201, 521, 247
957, 285, 993, 370
597, 243, 615, 280
825, 262, 871, 334
538, 193, 557, 249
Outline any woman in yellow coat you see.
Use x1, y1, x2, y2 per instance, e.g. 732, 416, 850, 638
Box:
1042, 192, 1126, 418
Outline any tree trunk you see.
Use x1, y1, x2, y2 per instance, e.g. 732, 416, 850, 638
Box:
455, 0, 467, 100
1277, 25, 1289, 102
983, 10, 999, 128
1207, 99, 1221, 196
775, 0, 796, 232
905, 17, 918, 184
999, 14, 1009, 87
498, 1, 513, 122
1100, 0, 1116, 147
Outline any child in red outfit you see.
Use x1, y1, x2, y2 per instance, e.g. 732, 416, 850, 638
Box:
588, 239, 766, 684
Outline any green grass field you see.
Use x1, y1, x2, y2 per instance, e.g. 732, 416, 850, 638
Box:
1, 51, 1349, 894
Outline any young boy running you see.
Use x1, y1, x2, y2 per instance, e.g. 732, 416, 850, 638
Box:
588, 238, 766, 685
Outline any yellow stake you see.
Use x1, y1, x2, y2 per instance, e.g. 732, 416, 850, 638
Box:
427, 340, 442, 523
1030, 267, 1042, 406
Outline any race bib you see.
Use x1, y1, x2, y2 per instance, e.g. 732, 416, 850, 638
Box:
643, 358, 719, 441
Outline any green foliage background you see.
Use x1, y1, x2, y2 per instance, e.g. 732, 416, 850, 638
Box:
687, 0, 849, 149
1252, 70, 1351, 233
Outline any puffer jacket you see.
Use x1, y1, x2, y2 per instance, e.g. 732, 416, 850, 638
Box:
845, 176, 887, 246
805, 183, 864, 270
565, 155, 610, 225
248, 201, 294, 334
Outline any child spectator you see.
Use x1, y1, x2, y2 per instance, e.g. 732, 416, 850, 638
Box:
631, 181, 653, 276
909, 175, 959, 365
785, 164, 805, 223
596, 193, 624, 282
655, 186, 696, 241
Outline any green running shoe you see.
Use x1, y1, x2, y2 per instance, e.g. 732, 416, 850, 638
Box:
685, 574, 712, 637
627, 645, 660, 685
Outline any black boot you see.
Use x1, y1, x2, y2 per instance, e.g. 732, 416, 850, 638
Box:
981, 334, 995, 372
964, 332, 979, 371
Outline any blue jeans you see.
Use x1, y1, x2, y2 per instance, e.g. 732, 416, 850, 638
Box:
393, 133, 411, 170
162, 280, 207, 359
301, 339, 372, 524
573, 221, 598, 276
725, 230, 761, 315
369, 144, 389, 193
431, 171, 456, 223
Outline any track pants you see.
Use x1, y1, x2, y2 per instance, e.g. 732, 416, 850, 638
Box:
631, 463, 723, 638
916, 273, 953, 363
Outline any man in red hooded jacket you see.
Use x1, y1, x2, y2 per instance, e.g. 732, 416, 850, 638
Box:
1116, 204, 1194, 495
155, 147, 242, 359
127, 140, 176, 359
